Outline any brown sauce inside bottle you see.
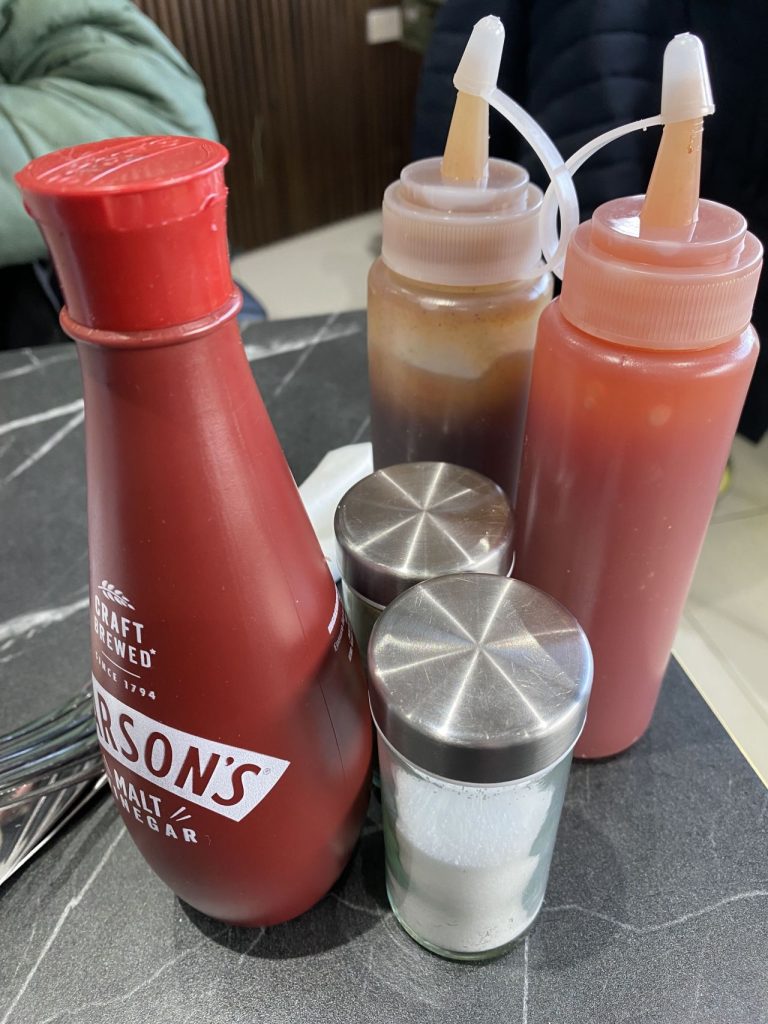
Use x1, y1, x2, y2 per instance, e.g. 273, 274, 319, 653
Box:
367, 260, 551, 501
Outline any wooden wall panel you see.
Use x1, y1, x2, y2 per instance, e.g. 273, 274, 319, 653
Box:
135, 0, 422, 250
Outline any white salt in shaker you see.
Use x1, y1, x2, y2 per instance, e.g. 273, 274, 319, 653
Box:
368, 573, 592, 960
334, 462, 514, 655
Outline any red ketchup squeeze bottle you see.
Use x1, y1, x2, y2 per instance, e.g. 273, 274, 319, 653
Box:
514, 36, 762, 757
16, 137, 372, 925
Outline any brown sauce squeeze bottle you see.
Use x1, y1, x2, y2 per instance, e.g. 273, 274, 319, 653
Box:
368, 17, 552, 502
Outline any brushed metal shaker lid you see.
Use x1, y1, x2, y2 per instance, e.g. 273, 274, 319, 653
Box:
368, 574, 593, 783
334, 462, 514, 608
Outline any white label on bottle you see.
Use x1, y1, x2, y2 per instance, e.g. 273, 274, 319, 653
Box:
92, 676, 290, 822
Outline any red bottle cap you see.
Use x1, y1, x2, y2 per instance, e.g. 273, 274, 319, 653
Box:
16, 136, 235, 332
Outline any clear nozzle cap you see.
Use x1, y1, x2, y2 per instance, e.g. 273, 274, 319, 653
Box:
660, 33, 715, 122
453, 15, 505, 96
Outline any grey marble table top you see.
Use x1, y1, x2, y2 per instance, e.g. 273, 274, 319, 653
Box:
0, 311, 766, 1024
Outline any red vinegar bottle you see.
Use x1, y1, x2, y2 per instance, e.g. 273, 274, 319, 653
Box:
16, 137, 372, 926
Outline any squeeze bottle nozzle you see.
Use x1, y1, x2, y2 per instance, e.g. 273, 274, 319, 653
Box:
557, 31, 761, 351
380, 16, 549, 286
451, 15, 579, 278
538, 32, 715, 274
640, 34, 715, 237
442, 15, 504, 185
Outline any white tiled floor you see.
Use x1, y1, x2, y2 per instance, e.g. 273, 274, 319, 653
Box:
235, 215, 768, 787
232, 212, 381, 320
674, 434, 768, 786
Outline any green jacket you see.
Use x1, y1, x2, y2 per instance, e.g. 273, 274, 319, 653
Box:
0, 0, 217, 266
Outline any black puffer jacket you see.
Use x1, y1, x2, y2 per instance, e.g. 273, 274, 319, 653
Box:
413, 0, 767, 440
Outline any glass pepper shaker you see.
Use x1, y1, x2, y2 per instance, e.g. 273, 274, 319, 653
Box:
368, 573, 593, 960
334, 462, 514, 655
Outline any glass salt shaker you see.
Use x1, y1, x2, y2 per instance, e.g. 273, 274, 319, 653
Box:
334, 462, 514, 655
368, 573, 593, 961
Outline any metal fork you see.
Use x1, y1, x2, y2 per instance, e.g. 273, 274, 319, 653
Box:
0, 685, 105, 886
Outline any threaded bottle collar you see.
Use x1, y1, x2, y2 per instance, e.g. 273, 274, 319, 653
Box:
559, 197, 762, 348
381, 157, 544, 287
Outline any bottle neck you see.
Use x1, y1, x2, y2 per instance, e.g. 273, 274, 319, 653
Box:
377, 259, 548, 298
60, 291, 242, 350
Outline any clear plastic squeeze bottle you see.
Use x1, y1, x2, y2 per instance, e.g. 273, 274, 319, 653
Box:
514, 36, 763, 758
368, 17, 552, 501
